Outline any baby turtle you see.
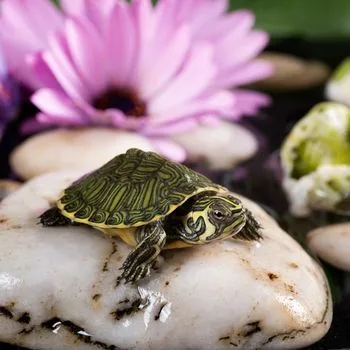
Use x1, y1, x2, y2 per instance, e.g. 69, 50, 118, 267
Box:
40, 148, 262, 283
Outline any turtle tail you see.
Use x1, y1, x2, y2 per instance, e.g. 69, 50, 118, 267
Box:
39, 207, 71, 226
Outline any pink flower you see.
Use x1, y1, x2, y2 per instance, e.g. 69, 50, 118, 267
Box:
0, 0, 114, 89
0, 0, 273, 161
154, 0, 273, 117
0, 0, 62, 89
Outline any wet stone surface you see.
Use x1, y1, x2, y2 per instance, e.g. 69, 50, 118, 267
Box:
0, 171, 331, 350
307, 223, 350, 271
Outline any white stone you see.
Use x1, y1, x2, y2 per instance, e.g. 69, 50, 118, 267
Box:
10, 128, 155, 180
172, 121, 257, 170
0, 171, 331, 349
254, 52, 330, 91
10, 123, 258, 181
307, 223, 350, 271
0, 180, 21, 202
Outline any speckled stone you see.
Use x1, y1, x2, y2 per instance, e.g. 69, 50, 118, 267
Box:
0, 171, 332, 350
307, 223, 350, 271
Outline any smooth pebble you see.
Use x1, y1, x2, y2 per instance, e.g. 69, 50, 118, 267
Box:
0, 171, 332, 350
254, 52, 330, 91
307, 223, 350, 271
172, 120, 257, 170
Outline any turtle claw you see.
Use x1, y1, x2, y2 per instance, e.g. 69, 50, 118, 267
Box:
120, 247, 158, 284
121, 264, 152, 284
120, 222, 166, 284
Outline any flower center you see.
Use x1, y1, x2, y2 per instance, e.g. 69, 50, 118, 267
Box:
93, 88, 146, 117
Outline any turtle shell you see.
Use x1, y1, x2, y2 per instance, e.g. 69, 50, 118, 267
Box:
57, 148, 220, 228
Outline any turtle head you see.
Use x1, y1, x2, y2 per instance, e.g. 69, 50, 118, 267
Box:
182, 193, 247, 244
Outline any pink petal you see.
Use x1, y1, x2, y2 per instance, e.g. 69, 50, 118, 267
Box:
150, 90, 235, 123
79, 0, 108, 32
149, 43, 216, 114
76, 107, 148, 130
27, 52, 62, 91
31, 89, 86, 121
0, 25, 26, 68
0, 0, 45, 49
200, 115, 221, 126
233, 89, 272, 116
103, 109, 147, 130
61, 0, 116, 28
189, 0, 228, 33
131, 0, 157, 84
0, 0, 64, 89
105, 2, 138, 87
0, 23, 41, 88
0, 45, 6, 77
197, 10, 255, 40
151, 0, 178, 47
20, 117, 53, 134
107, 109, 128, 128
0, 0, 63, 58
60, 0, 85, 16
150, 138, 187, 163
216, 30, 269, 70
36, 112, 86, 126
69, 0, 116, 33
138, 2, 188, 79
175, 0, 227, 33
132, 0, 157, 45
11, 57, 41, 89
65, 17, 107, 96
139, 25, 190, 100
215, 59, 274, 87
44, 33, 91, 102
142, 119, 199, 137
23, 0, 64, 43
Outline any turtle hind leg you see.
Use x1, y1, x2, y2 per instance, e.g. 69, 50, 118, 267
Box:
121, 221, 166, 284
39, 207, 71, 226
233, 209, 263, 241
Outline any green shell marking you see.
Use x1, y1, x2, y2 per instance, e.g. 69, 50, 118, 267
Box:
57, 149, 217, 228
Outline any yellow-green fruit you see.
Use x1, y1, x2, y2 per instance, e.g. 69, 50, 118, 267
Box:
281, 102, 350, 216
281, 102, 350, 179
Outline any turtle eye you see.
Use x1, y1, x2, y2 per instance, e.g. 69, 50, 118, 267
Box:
213, 210, 225, 219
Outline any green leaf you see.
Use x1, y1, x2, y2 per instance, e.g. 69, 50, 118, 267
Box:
229, 0, 350, 39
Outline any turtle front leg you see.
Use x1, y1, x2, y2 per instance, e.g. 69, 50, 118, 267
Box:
121, 221, 166, 284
